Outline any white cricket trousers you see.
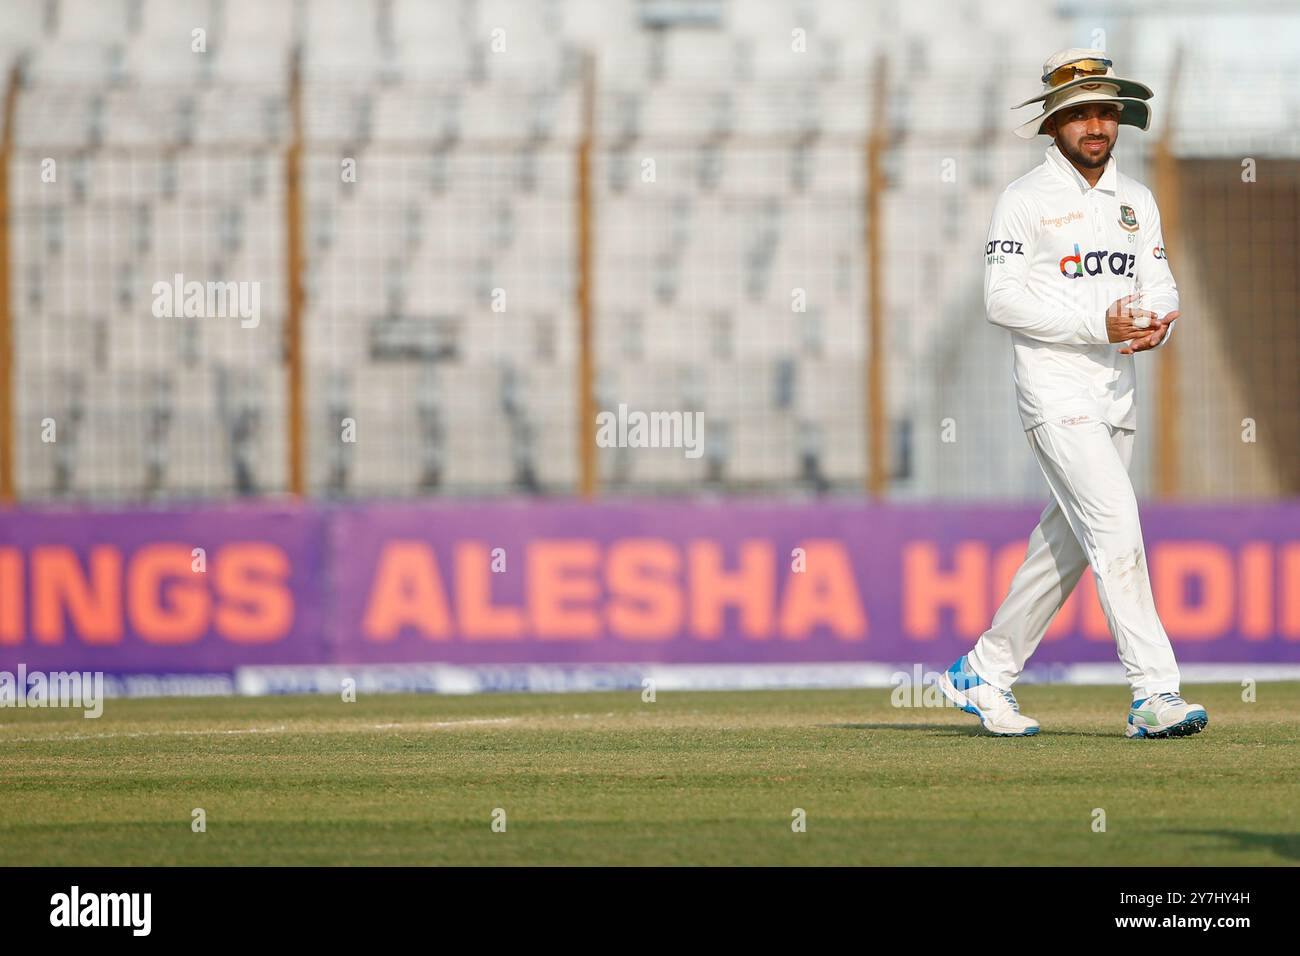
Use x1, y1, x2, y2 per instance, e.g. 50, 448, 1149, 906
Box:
967, 418, 1181, 699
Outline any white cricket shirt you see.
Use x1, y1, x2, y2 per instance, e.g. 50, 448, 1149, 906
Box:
984, 143, 1178, 431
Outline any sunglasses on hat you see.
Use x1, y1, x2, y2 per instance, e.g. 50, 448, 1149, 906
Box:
1042, 57, 1113, 87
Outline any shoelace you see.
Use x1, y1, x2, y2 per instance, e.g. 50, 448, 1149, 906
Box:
1153, 692, 1186, 707
1000, 690, 1020, 713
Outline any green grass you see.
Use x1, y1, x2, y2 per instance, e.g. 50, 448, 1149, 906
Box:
0, 683, 1297, 865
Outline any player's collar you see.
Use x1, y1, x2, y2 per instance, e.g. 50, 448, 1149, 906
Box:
1045, 142, 1118, 194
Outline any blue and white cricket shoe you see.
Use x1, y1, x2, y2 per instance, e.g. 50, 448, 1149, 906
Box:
936, 656, 1040, 736
1125, 692, 1208, 739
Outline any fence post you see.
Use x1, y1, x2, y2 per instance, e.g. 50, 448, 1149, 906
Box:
0, 65, 20, 505
865, 56, 889, 499
577, 52, 597, 499
285, 48, 306, 498
1153, 48, 1184, 500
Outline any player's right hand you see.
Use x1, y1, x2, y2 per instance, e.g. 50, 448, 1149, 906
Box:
1105, 294, 1160, 344
1119, 310, 1179, 354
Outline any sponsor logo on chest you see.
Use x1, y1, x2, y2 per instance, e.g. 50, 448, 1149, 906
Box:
1041, 210, 1084, 228
1059, 243, 1136, 279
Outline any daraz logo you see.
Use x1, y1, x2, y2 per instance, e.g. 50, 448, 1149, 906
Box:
1059, 244, 1136, 279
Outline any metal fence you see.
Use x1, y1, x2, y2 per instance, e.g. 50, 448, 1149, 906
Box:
2, 54, 1297, 504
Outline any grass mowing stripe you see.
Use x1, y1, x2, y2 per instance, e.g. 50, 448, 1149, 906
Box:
0, 683, 1296, 865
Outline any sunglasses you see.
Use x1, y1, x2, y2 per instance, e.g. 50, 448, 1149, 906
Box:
1042, 57, 1113, 87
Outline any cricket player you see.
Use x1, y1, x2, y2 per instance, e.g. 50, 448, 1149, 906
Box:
937, 50, 1209, 739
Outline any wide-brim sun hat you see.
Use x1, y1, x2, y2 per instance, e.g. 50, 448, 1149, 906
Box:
1012, 48, 1154, 139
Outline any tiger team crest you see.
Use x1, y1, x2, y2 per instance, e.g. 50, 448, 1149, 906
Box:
1118, 203, 1140, 231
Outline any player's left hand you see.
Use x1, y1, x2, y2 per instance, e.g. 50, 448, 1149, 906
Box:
1119, 310, 1178, 354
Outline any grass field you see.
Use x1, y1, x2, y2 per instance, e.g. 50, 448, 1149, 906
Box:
1, 682, 1297, 866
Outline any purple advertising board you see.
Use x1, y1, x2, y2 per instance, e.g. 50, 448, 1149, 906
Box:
0, 505, 327, 673
1, 501, 1298, 678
